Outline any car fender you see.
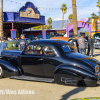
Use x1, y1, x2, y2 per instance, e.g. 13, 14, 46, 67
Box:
0, 59, 19, 77
5, 57, 24, 74
54, 64, 97, 86
54, 64, 96, 79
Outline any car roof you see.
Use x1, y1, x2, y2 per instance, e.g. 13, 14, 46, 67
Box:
29, 39, 70, 45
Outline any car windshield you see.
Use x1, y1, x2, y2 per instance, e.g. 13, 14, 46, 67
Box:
61, 44, 75, 52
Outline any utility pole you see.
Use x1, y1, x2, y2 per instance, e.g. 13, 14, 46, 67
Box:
0, 0, 3, 40
72, 0, 78, 36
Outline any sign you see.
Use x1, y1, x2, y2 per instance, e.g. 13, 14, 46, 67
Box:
20, 8, 40, 19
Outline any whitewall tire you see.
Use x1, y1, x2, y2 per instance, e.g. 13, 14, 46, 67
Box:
0, 66, 4, 78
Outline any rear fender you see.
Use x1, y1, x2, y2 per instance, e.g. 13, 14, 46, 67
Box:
55, 64, 96, 78
54, 64, 97, 86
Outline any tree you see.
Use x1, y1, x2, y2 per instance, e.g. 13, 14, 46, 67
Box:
91, 12, 99, 19
97, 0, 100, 16
88, 17, 92, 23
47, 25, 52, 29
43, 25, 47, 29
47, 17, 52, 25
35, 6, 38, 10
72, 0, 78, 36
91, 13, 97, 18
68, 14, 73, 22
0, 0, 3, 40
88, 13, 99, 23
97, 0, 100, 11
47, 17, 52, 29
60, 3, 67, 29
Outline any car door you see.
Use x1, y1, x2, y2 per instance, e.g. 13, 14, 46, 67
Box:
20, 44, 45, 77
43, 45, 62, 78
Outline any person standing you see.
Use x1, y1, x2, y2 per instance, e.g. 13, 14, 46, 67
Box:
18, 34, 28, 50
87, 36, 94, 57
71, 36, 79, 52
78, 35, 86, 55
0, 39, 8, 57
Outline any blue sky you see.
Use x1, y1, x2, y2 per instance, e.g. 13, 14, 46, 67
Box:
3, 0, 99, 21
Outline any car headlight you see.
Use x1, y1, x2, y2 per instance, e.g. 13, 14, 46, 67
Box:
95, 65, 99, 73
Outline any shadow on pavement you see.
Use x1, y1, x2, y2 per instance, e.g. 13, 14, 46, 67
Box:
93, 54, 100, 57
60, 87, 85, 100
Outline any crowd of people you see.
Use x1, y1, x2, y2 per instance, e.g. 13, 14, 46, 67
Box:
0, 34, 96, 57
71, 35, 95, 57
0, 34, 29, 56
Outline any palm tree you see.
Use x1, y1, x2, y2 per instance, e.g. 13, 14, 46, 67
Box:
47, 17, 52, 29
60, 3, 67, 29
72, 0, 78, 36
97, 0, 100, 16
68, 14, 73, 22
0, 0, 3, 40
35, 6, 38, 10
97, 0, 100, 11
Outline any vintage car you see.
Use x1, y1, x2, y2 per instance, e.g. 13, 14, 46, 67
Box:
94, 38, 100, 49
0, 39, 100, 86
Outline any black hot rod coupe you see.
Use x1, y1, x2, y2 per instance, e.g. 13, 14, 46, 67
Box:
0, 39, 100, 86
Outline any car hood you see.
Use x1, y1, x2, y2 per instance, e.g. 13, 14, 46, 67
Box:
66, 52, 100, 68
1, 50, 22, 57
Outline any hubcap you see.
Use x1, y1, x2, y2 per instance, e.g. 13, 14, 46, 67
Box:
0, 66, 2, 75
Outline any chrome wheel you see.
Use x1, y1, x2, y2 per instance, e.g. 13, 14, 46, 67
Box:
0, 66, 2, 76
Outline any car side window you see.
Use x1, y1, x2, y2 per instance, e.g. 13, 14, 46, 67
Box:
24, 45, 42, 55
43, 46, 54, 56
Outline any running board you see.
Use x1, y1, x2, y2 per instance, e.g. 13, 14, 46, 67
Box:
10, 76, 54, 83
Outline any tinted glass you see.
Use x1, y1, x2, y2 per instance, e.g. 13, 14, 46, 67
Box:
61, 44, 75, 52
24, 45, 42, 54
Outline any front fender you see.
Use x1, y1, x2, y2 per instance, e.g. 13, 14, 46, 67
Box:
0, 59, 19, 77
